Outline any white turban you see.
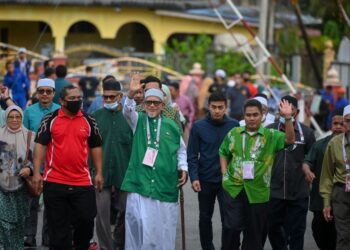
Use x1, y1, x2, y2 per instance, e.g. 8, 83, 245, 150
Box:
144, 88, 164, 101
254, 96, 268, 107
343, 105, 350, 117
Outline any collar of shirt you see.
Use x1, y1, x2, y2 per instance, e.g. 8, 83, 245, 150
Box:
58, 108, 83, 118
344, 133, 350, 147
39, 102, 54, 111
240, 125, 264, 136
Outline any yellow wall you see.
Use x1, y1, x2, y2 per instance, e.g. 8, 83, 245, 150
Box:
0, 5, 253, 54
0, 21, 54, 52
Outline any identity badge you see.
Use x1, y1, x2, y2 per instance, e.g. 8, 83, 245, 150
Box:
346, 174, 350, 192
242, 161, 254, 180
142, 147, 158, 167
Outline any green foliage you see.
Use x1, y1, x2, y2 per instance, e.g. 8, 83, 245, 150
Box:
302, 0, 350, 50
310, 35, 329, 52
163, 34, 253, 75
277, 28, 304, 57
214, 50, 254, 75
164, 34, 212, 73
323, 20, 341, 48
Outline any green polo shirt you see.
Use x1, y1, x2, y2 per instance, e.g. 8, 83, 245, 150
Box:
219, 126, 285, 204
91, 107, 133, 188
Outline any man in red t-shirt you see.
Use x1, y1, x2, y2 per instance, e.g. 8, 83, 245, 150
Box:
33, 85, 103, 249
243, 71, 258, 97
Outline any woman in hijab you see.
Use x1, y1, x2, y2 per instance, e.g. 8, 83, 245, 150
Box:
0, 105, 35, 249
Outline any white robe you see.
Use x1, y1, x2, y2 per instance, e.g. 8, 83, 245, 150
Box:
125, 192, 179, 250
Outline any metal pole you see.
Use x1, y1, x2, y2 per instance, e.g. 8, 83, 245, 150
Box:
292, 2, 323, 89
180, 187, 186, 250
257, 0, 269, 85
209, 0, 324, 137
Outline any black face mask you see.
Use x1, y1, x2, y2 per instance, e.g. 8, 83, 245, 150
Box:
65, 100, 82, 114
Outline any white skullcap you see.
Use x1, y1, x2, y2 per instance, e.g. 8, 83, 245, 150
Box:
254, 96, 268, 107
144, 88, 164, 101
18, 47, 26, 53
37, 78, 55, 89
215, 69, 226, 78
343, 105, 350, 117
227, 80, 236, 87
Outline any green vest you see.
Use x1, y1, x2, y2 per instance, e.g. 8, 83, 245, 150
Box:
121, 112, 181, 202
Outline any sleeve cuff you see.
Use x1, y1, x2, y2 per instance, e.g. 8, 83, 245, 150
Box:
323, 197, 331, 208
219, 153, 229, 159
178, 164, 188, 172
125, 96, 135, 106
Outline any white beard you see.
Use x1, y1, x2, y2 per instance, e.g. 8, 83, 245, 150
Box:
147, 112, 158, 118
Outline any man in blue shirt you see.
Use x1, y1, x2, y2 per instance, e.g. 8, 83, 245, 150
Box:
23, 78, 60, 247
4, 61, 30, 109
14, 47, 32, 81
187, 92, 239, 250
24, 78, 60, 132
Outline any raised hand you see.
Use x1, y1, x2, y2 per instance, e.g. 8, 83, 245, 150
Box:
128, 72, 144, 98
279, 99, 293, 119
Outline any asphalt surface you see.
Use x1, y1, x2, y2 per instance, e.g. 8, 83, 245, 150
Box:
33, 183, 318, 250
174, 183, 318, 250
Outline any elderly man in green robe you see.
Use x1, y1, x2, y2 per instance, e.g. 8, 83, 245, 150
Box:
122, 73, 188, 250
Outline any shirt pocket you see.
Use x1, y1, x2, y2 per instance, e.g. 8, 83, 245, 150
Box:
117, 130, 132, 145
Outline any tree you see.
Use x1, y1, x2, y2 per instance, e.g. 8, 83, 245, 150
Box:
302, 0, 350, 45
163, 34, 253, 75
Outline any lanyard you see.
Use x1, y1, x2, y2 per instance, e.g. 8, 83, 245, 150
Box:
146, 116, 161, 149
297, 122, 304, 143
342, 135, 350, 171
242, 133, 261, 159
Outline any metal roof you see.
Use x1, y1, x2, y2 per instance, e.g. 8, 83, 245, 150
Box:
0, 0, 321, 26
158, 4, 322, 28
0, 0, 209, 10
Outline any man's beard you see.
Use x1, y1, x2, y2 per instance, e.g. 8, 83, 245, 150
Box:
147, 111, 158, 118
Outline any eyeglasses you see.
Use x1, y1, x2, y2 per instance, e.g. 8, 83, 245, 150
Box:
7, 115, 22, 120
103, 94, 119, 101
144, 100, 163, 107
37, 89, 54, 95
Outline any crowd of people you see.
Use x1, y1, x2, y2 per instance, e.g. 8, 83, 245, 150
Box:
1, 49, 350, 250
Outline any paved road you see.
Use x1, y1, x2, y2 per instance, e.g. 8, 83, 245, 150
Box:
175, 183, 318, 250
34, 183, 318, 250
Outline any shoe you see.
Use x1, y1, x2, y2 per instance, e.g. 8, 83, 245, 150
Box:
88, 241, 97, 250
24, 236, 36, 247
